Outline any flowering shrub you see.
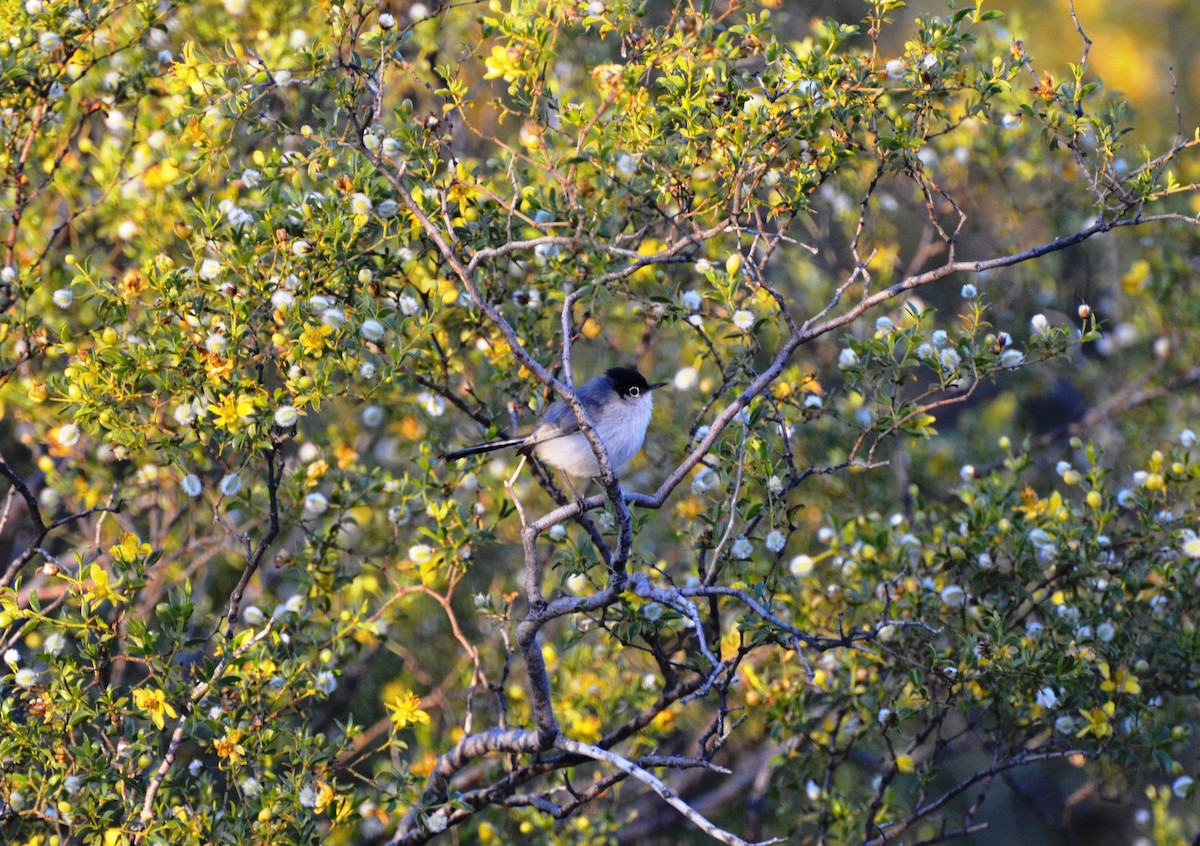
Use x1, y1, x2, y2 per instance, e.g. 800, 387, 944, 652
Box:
2, 0, 1200, 844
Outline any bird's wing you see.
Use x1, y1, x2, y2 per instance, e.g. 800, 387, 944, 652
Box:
524, 378, 610, 445
525, 399, 579, 444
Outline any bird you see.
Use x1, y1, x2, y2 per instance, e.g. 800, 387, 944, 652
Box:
442, 366, 666, 482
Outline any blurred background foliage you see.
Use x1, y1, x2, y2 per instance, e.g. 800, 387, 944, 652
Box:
1, 1, 1200, 845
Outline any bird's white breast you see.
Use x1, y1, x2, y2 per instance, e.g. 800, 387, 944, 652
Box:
534, 394, 653, 478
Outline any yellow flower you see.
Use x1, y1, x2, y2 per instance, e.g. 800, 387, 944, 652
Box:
1017, 488, 1066, 519
540, 642, 558, 673
385, 689, 431, 731
400, 415, 425, 440
446, 163, 481, 205
895, 754, 916, 774
741, 664, 771, 699
436, 277, 459, 304
1099, 662, 1142, 695
483, 44, 523, 82
410, 751, 437, 778
110, 532, 152, 564
122, 268, 149, 299
311, 779, 335, 814
143, 158, 182, 189
209, 393, 256, 432
133, 687, 177, 730
651, 708, 675, 731
1076, 702, 1115, 739
214, 728, 247, 767
1121, 259, 1150, 293
298, 322, 334, 357
204, 351, 234, 385
305, 459, 329, 485
334, 443, 358, 469
87, 562, 124, 606
674, 496, 703, 520
569, 712, 602, 744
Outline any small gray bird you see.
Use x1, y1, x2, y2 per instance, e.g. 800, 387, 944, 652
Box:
442, 367, 666, 479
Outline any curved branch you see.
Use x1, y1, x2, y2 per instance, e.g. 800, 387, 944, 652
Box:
864, 748, 1094, 846
391, 728, 546, 843
556, 735, 785, 846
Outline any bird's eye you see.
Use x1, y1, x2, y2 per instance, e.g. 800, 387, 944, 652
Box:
628, 386, 640, 397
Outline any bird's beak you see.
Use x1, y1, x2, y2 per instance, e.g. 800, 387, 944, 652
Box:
648, 381, 668, 391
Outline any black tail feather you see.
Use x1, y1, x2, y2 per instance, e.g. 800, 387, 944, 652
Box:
441, 438, 526, 463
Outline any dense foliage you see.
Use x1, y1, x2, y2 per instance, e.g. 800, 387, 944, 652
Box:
3, 0, 1200, 844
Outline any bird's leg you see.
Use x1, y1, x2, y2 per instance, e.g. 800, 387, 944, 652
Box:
561, 474, 596, 513
560, 472, 581, 505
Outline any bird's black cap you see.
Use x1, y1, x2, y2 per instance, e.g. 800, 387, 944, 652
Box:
607, 366, 667, 398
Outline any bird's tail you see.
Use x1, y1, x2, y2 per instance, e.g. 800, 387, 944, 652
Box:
441, 437, 526, 463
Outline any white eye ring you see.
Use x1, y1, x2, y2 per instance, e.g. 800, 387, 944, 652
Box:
628, 386, 640, 397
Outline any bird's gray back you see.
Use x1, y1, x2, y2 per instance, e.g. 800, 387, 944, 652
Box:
532, 373, 614, 439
